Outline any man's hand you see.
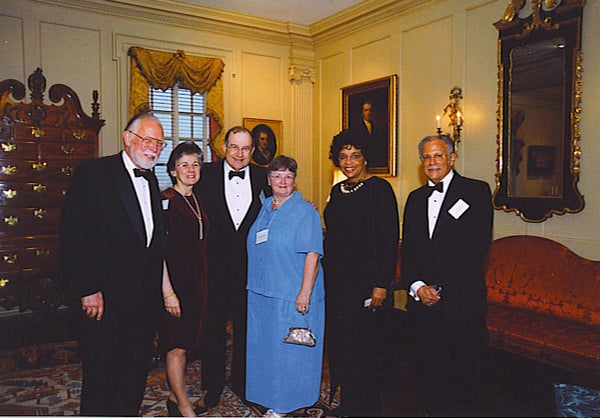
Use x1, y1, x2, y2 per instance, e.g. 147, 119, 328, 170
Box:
81, 291, 104, 320
416, 285, 441, 307
370, 287, 387, 308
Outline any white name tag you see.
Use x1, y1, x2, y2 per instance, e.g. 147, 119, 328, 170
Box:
256, 229, 269, 244
162, 199, 170, 210
448, 198, 470, 219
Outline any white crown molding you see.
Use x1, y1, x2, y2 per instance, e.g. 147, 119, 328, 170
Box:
36, 0, 434, 55
36, 0, 313, 47
310, 0, 436, 47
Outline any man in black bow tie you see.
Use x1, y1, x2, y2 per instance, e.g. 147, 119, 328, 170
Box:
401, 134, 493, 416
195, 126, 271, 408
60, 113, 166, 416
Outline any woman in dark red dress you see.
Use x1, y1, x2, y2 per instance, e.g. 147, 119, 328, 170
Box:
161, 142, 210, 416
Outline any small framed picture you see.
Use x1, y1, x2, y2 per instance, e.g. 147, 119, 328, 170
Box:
243, 118, 282, 166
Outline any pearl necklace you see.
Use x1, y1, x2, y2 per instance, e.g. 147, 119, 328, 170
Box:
340, 181, 364, 194
175, 188, 204, 240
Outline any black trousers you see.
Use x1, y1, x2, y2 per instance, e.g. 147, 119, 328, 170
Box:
413, 307, 487, 417
327, 305, 386, 416
78, 314, 155, 416
202, 280, 247, 399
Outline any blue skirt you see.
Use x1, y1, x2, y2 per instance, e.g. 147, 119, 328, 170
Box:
246, 290, 325, 413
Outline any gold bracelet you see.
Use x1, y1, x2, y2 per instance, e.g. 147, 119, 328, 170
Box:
163, 292, 176, 300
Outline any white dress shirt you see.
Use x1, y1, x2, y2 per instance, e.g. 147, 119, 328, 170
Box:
224, 162, 251, 231
122, 152, 154, 247
409, 170, 455, 300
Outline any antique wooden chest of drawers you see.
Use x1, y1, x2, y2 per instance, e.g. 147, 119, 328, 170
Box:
0, 68, 104, 315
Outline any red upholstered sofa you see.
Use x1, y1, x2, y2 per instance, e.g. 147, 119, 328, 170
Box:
485, 235, 600, 375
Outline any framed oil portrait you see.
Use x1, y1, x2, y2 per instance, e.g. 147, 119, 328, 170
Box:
527, 145, 556, 177
243, 118, 282, 166
342, 75, 397, 176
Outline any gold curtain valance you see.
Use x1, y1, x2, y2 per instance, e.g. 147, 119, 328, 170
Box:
128, 46, 225, 159
128, 47, 224, 94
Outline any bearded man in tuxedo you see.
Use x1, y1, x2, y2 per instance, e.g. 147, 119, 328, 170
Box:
60, 113, 167, 416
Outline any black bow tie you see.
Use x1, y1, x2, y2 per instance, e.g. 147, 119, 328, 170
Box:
133, 168, 153, 181
229, 170, 245, 180
427, 182, 443, 196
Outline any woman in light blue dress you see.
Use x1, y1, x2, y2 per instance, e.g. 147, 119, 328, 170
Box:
246, 155, 325, 417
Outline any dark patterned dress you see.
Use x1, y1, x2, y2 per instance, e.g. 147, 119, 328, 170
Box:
159, 187, 210, 351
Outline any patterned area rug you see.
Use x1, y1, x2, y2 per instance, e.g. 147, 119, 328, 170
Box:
554, 383, 600, 417
0, 341, 337, 417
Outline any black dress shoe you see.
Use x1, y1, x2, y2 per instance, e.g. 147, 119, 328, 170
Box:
193, 405, 208, 415
166, 399, 182, 417
204, 391, 220, 408
167, 399, 208, 416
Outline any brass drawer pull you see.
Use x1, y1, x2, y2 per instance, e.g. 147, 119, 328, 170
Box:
35, 248, 51, 257
1, 142, 16, 152
72, 130, 86, 140
33, 184, 47, 193
4, 216, 18, 226
61, 166, 74, 176
0, 278, 9, 287
3, 189, 17, 199
31, 127, 45, 138
34, 208, 47, 219
3, 254, 17, 264
32, 161, 48, 171
61, 144, 75, 155
2, 165, 16, 176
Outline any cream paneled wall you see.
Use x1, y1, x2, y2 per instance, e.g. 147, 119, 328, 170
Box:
313, 0, 600, 260
0, 0, 308, 191
241, 53, 285, 119
2, 0, 600, 260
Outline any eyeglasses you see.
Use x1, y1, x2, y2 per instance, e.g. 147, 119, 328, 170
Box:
338, 153, 364, 161
226, 144, 252, 154
420, 153, 447, 162
176, 162, 201, 170
269, 173, 295, 181
128, 130, 167, 150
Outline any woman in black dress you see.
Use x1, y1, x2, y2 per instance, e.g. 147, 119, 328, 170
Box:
324, 130, 399, 416
161, 142, 209, 416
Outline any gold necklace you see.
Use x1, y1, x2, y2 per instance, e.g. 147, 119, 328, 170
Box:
176, 189, 204, 240
272, 194, 292, 208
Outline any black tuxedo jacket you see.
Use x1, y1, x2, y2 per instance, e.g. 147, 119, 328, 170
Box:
401, 171, 493, 318
60, 153, 165, 322
195, 161, 271, 285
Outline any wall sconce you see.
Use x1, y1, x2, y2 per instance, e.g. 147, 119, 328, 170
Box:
436, 86, 463, 146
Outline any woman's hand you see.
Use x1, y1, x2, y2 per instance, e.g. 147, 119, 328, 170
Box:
296, 290, 311, 314
164, 292, 181, 317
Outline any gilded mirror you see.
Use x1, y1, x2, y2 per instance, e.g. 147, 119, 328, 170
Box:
492, 0, 585, 222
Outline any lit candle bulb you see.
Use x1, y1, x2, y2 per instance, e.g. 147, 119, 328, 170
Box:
457, 111, 462, 126
436, 115, 441, 129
